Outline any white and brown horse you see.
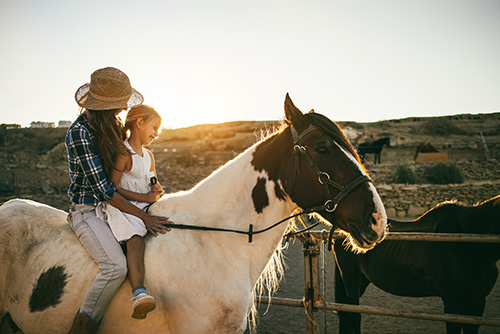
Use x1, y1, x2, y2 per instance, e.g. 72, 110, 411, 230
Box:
0, 94, 387, 334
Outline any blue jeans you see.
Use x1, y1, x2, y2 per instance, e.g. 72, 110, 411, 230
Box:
68, 204, 128, 322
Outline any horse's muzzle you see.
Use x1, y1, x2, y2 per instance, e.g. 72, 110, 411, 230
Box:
348, 212, 387, 250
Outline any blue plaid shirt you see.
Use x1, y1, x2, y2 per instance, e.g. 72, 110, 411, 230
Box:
65, 113, 116, 206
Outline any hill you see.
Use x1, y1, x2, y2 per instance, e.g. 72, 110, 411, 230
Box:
1, 112, 499, 216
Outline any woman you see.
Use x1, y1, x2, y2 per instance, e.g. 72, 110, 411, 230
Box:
65, 67, 170, 334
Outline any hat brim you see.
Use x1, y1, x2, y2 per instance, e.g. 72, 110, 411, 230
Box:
75, 83, 144, 110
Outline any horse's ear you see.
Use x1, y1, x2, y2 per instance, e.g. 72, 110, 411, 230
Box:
284, 93, 308, 131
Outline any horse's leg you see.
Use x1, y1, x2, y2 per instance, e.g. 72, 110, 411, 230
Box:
334, 247, 363, 334
443, 297, 466, 334
462, 298, 485, 334
334, 262, 350, 334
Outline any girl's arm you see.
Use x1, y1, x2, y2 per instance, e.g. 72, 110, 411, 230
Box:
146, 149, 164, 196
110, 153, 159, 203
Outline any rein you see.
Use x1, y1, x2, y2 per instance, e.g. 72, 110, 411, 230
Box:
153, 125, 371, 247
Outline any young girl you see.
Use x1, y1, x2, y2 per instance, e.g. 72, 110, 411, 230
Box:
98, 105, 164, 320
66, 67, 171, 334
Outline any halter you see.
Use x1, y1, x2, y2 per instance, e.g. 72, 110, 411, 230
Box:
289, 125, 371, 214
287, 125, 372, 249
155, 124, 371, 246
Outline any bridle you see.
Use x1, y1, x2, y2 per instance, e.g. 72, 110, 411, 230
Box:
286, 125, 371, 249
156, 124, 371, 248
289, 125, 371, 215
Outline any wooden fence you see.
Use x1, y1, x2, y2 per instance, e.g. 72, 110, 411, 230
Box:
256, 231, 500, 333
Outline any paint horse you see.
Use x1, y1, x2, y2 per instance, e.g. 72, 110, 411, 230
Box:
334, 195, 500, 334
357, 137, 390, 165
0, 94, 387, 334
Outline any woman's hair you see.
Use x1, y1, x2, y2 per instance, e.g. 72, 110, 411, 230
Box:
124, 105, 162, 137
86, 109, 129, 177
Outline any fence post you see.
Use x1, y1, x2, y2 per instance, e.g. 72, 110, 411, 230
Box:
302, 234, 321, 334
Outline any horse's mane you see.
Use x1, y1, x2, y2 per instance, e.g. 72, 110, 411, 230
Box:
304, 112, 361, 161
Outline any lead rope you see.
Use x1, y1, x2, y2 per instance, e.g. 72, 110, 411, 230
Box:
320, 230, 328, 334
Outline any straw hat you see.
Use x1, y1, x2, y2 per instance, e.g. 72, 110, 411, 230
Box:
75, 67, 144, 110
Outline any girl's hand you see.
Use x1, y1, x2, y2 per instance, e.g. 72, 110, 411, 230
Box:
144, 190, 162, 203
150, 183, 164, 196
143, 214, 173, 237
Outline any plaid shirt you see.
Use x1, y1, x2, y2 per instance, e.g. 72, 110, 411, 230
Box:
65, 113, 116, 206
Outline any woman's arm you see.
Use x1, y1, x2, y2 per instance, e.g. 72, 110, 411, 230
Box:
106, 192, 171, 236
110, 153, 160, 203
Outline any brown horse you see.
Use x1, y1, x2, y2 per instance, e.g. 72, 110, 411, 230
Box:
334, 195, 500, 334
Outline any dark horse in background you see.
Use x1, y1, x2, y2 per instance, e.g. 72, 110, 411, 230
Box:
334, 195, 500, 334
357, 137, 390, 164
414, 142, 439, 160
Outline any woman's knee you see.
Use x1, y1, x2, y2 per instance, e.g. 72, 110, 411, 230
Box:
113, 255, 128, 279
100, 252, 128, 280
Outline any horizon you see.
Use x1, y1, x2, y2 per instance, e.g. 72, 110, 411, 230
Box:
4, 109, 500, 131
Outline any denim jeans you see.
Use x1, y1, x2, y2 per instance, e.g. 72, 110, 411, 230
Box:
68, 204, 128, 322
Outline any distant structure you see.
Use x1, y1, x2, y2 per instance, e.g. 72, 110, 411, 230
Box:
30, 121, 55, 128
57, 120, 71, 128
1, 123, 21, 129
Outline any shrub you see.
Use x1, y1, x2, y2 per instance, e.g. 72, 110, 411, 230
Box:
411, 119, 467, 136
426, 163, 464, 184
391, 164, 417, 184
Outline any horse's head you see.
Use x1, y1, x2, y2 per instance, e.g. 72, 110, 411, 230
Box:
279, 94, 387, 250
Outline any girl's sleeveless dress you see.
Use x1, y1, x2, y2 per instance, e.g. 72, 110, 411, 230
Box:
97, 139, 155, 242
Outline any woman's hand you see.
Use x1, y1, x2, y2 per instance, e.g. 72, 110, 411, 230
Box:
143, 214, 173, 237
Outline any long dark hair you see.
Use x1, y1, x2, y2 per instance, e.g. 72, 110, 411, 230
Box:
85, 109, 130, 177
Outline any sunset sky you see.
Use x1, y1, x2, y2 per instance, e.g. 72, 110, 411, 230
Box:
0, 0, 499, 129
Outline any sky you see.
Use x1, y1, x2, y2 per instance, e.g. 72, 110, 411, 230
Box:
0, 0, 499, 129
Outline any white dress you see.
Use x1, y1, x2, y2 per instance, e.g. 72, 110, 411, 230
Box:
97, 139, 155, 242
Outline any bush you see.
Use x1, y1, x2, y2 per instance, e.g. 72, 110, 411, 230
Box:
426, 163, 464, 184
391, 164, 417, 184
411, 119, 467, 136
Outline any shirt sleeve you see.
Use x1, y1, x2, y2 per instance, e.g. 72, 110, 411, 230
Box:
67, 126, 116, 201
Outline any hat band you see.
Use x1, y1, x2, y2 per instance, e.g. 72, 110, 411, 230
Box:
89, 90, 132, 102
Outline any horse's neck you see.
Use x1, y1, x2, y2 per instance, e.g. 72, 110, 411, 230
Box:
150, 144, 295, 283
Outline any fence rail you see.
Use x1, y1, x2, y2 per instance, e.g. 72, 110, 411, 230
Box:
256, 230, 500, 333
323, 230, 500, 243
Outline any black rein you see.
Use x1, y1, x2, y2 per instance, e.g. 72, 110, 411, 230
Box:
150, 125, 371, 246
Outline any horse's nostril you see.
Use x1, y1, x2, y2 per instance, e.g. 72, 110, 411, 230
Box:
370, 214, 377, 226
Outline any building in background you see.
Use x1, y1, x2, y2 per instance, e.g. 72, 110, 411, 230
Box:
57, 120, 71, 128
30, 121, 55, 128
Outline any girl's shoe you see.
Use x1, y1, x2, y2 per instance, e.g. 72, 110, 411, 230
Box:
131, 292, 156, 319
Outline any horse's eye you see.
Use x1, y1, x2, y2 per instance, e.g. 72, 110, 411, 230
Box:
316, 145, 329, 155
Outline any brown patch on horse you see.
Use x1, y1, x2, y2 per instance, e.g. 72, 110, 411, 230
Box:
29, 265, 68, 312
251, 127, 291, 200
252, 177, 269, 214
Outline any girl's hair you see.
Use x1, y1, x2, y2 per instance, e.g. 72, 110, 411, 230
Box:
125, 105, 162, 137
86, 109, 129, 177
